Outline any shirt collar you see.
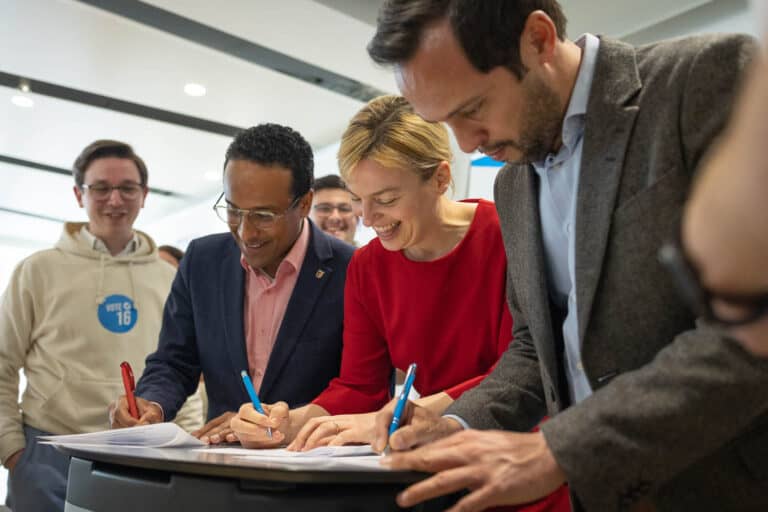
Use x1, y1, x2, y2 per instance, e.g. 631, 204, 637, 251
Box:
80, 225, 140, 257
240, 218, 310, 280
560, 33, 600, 152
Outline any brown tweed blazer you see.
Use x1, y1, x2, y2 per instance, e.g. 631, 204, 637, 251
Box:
446, 34, 768, 511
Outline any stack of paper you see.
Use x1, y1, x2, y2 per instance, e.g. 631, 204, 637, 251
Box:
200, 445, 376, 457
39, 423, 205, 448
200, 445, 383, 470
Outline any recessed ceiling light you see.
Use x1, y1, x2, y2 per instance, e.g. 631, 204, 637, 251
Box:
184, 83, 206, 97
204, 171, 220, 181
11, 95, 34, 108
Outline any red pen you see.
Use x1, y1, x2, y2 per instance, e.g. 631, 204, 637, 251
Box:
120, 361, 139, 419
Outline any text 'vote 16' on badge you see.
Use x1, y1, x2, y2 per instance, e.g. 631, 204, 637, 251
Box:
98, 294, 138, 333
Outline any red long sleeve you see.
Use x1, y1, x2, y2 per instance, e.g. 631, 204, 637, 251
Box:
313, 200, 513, 414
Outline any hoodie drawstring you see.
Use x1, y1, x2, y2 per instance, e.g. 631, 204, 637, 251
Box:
96, 253, 106, 305
128, 261, 138, 312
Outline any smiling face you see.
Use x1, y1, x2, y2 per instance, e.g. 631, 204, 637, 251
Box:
346, 158, 445, 252
310, 187, 358, 244
223, 159, 310, 276
73, 157, 148, 243
396, 19, 564, 164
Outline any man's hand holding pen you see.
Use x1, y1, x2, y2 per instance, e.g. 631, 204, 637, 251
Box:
109, 395, 163, 429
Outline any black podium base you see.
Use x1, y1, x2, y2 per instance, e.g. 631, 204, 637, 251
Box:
65, 457, 446, 511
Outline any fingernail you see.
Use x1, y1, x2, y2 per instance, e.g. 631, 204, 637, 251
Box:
201, 436, 209, 444
380, 456, 392, 467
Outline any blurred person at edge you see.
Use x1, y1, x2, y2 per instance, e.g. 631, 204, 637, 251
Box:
310, 174, 359, 246
230, 95, 570, 512
0, 140, 203, 511
683, 28, 768, 356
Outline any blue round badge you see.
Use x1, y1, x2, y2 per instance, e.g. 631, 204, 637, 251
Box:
97, 294, 138, 333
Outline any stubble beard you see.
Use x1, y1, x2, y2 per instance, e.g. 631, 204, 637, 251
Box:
511, 77, 564, 165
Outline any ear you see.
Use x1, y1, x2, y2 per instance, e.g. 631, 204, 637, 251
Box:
434, 161, 452, 195
519, 10, 559, 70
140, 186, 149, 208
73, 185, 85, 208
298, 190, 313, 217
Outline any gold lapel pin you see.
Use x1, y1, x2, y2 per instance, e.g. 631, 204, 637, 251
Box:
315, 269, 325, 279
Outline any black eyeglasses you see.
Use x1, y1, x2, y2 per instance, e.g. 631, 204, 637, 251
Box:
658, 230, 768, 327
312, 202, 354, 215
81, 182, 145, 200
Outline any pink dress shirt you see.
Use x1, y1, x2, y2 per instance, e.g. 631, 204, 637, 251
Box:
241, 220, 310, 391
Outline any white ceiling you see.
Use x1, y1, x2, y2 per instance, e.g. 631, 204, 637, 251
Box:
0, 0, 757, 256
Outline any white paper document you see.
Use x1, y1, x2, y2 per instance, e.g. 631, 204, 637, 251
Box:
39, 423, 205, 448
200, 445, 376, 457
199, 444, 384, 470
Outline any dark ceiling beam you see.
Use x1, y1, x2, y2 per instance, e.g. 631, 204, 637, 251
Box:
77, 0, 386, 102
0, 206, 66, 224
0, 71, 242, 138
0, 154, 177, 197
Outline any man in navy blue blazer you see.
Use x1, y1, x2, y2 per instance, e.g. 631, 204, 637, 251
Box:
111, 124, 354, 444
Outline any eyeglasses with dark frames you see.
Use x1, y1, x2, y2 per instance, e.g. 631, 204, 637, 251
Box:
312, 203, 354, 215
213, 192, 301, 229
658, 229, 768, 327
81, 182, 145, 200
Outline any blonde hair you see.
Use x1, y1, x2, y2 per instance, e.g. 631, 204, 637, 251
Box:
337, 95, 452, 182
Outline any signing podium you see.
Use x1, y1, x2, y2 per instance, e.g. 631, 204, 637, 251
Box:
61, 444, 431, 511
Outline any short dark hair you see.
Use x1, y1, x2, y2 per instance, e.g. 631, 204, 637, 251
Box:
224, 123, 314, 200
73, 140, 148, 188
158, 245, 184, 263
368, 0, 567, 79
312, 174, 348, 193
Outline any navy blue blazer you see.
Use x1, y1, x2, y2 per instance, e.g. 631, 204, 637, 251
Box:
136, 220, 354, 421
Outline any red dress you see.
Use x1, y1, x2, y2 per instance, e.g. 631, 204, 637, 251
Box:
312, 199, 570, 512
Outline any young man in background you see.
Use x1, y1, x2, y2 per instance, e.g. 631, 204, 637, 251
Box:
0, 140, 202, 511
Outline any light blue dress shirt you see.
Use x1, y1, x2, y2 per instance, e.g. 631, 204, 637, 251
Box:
531, 34, 599, 404
445, 35, 601, 430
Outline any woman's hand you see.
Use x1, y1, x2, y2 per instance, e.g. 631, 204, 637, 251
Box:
287, 412, 378, 451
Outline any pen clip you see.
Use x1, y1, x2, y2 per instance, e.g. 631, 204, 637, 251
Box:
401, 363, 417, 396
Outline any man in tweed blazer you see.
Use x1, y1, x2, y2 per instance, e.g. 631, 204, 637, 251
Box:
367, 1, 768, 510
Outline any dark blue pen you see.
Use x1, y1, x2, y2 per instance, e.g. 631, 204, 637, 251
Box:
389, 363, 417, 439
240, 370, 272, 439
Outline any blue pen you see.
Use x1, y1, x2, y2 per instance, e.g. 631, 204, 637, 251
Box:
240, 370, 272, 439
389, 363, 418, 438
